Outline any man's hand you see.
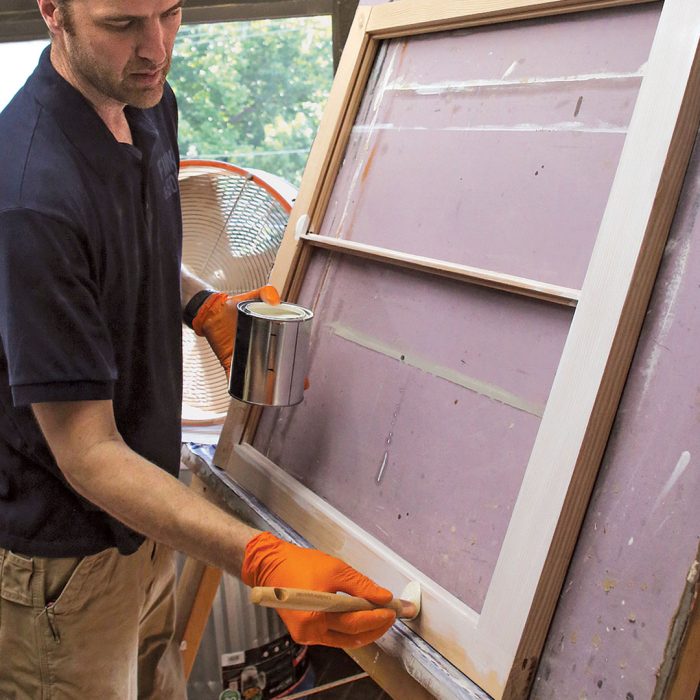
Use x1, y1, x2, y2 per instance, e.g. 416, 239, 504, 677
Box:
191, 286, 280, 375
242, 532, 396, 648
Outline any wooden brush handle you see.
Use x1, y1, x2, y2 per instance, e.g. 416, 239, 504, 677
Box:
249, 586, 417, 618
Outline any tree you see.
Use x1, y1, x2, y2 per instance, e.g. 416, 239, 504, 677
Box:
170, 17, 333, 186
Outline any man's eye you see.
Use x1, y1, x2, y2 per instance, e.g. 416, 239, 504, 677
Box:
107, 20, 133, 31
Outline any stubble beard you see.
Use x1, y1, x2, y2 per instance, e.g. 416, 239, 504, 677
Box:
63, 30, 171, 109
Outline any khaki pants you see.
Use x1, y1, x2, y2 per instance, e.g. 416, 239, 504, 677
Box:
0, 539, 186, 699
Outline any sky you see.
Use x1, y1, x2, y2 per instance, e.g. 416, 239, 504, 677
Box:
0, 40, 48, 111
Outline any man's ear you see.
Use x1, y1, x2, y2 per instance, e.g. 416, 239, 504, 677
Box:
36, 0, 63, 36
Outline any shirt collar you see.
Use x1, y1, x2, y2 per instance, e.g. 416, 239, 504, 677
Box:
26, 46, 161, 180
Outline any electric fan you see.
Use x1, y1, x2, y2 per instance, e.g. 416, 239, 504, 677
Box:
179, 159, 295, 425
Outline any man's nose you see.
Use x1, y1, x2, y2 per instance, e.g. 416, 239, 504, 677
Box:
137, 19, 167, 66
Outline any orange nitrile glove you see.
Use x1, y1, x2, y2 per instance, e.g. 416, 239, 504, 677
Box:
242, 532, 396, 648
191, 285, 280, 376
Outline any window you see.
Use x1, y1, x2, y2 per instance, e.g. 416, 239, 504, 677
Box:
0, 40, 48, 111
170, 17, 333, 185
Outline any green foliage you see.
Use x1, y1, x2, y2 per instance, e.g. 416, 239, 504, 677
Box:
170, 17, 333, 186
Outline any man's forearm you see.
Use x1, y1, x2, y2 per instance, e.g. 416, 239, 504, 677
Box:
63, 435, 259, 574
32, 399, 260, 574
31, 401, 398, 648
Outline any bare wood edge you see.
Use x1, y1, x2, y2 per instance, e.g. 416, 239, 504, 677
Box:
365, 625, 495, 700
180, 565, 223, 678
664, 599, 700, 700
175, 471, 224, 679
213, 398, 250, 476
175, 557, 206, 643
301, 232, 580, 306
366, 0, 657, 38
653, 543, 700, 700
482, 9, 700, 699
283, 673, 370, 700
225, 443, 508, 692
268, 6, 374, 297
349, 645, 437, 700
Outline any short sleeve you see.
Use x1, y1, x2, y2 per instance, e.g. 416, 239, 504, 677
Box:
0, 208, 116, 406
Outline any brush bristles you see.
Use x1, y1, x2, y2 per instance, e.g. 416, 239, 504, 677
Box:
398, 581, 422, 620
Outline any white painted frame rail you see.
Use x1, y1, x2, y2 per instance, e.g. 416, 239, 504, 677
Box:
298, 232, 581, 306
215, 1, 700, 698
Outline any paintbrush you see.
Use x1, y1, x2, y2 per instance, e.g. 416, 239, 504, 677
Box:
249, 581, 421, 620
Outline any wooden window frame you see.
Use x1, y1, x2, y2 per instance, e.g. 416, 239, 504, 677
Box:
215, 1, 700, 697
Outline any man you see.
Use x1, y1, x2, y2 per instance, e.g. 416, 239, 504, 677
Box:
0, 1, 395, 698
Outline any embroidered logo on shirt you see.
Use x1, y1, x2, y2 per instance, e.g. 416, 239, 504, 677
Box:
157, 149, 179, 200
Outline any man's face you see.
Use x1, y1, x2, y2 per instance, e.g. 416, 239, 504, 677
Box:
54, 0, 182, 109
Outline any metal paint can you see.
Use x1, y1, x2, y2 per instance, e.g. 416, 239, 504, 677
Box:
229, 300, 313, 407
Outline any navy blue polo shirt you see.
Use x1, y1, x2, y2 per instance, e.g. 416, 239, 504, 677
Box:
0, 47, 183, 556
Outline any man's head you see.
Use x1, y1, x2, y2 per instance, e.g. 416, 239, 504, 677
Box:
37, 0, 182, 110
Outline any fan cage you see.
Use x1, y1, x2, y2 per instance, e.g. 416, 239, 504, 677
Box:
180, 159, 294, 425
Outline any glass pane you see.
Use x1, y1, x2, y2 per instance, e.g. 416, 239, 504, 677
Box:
319, 4, 658, 288
170, 17, 333, 186
255, 250, 573, 612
